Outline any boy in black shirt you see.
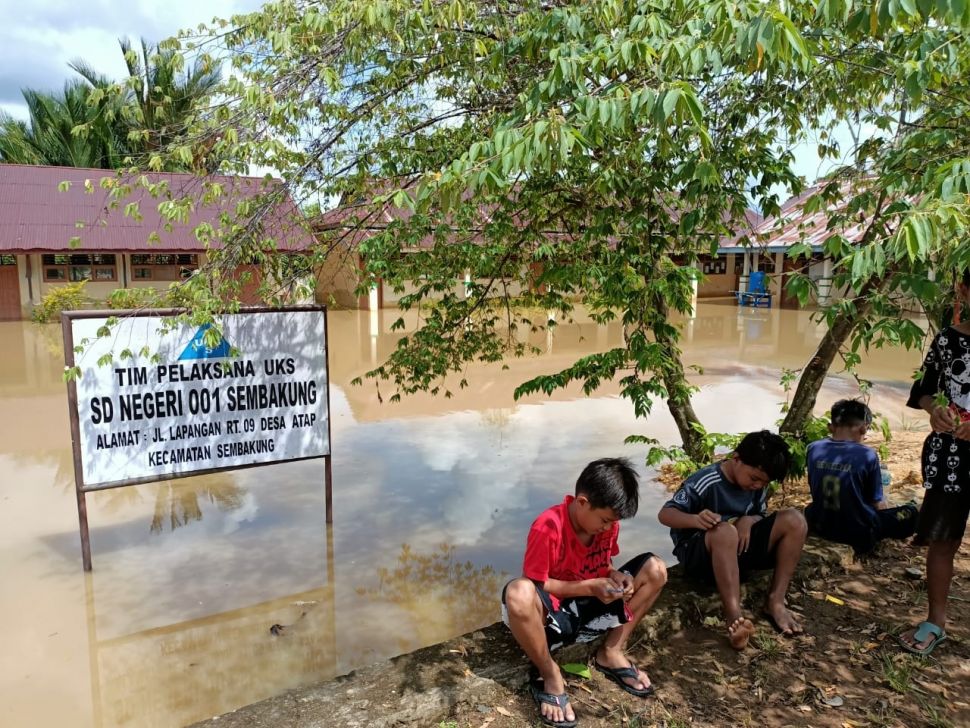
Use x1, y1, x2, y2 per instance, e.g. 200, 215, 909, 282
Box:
659, 430, 806, 649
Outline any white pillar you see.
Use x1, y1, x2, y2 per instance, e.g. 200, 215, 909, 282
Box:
690, 261, 699, 317
739, 252, 751, 293
773, 252, 784, 300
368, 284, 379, 311
818, 257, 834, 305
463, 270, 471, 298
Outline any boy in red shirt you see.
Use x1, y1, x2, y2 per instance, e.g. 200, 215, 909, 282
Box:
501, 458, 667, 728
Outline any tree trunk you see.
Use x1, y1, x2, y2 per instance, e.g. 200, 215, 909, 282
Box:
779, 281, 880, 436
650, 292, 707, 462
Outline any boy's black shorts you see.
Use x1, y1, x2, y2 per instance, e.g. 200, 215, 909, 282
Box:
808, 504, 918, 553
675, 513, 778, 583
501, 553, 655, 651
915, 432, 970, 544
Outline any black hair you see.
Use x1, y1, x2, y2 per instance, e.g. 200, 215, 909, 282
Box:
962, 269, 970, 288
575, 457, 639, 519
830, 398, 872, 428
735, 430, 791, 483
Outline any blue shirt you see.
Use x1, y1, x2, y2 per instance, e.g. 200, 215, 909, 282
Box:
663, 462, 768, 556
805, 438, 883, 538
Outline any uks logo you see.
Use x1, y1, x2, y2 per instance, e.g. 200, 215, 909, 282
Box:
178, 323, 232, 360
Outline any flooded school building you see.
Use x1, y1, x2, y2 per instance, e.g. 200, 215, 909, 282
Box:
1, 162, 855, 322
0, 163, 317, 320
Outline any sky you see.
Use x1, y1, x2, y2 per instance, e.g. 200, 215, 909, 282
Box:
0, 0, 260, 122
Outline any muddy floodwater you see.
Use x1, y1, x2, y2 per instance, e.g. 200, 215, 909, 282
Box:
0, 301, 926, 727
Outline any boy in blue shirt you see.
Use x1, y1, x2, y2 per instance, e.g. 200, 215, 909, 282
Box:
806, 399, 917, 554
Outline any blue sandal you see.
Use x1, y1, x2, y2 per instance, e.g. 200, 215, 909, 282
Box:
898, 621, 947, 656
529, 680, 577, 728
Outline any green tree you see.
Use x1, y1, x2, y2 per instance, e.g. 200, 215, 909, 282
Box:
71, 37, 222, 159
0, 37, 221, 170
85, 0, 970, 462
775, 1, 970, 435
0, 80, 129, 167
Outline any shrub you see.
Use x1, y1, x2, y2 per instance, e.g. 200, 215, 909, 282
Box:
107, 287, 164, 310
31, 281, 90, 323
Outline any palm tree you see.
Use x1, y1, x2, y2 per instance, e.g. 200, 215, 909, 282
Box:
0, 37, 221, 169
71, 37, 222, 156
0, 80, 129, 167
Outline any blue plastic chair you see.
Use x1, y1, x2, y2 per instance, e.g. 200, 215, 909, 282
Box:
733, 270, 772, 307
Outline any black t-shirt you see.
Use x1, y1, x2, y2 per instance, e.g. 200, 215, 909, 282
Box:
907, 327, 970, 415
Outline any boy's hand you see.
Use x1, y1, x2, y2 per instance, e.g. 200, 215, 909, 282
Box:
608, 569, 635, 599
694, 509, 721, 530
590, 577, 625, 602
954, 421, 970, 441
735, 515, 759, 553
930, 404, 957, 433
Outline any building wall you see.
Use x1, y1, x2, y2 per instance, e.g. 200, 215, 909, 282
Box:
697, 254, 737, 297
17, 252, 209, 316
314, 251, 360, 309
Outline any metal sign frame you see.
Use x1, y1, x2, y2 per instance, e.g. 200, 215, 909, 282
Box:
62, 305, 334, 570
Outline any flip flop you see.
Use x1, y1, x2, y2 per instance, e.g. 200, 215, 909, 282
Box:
593, 661, 655, 698
898, 621, 947, 656
529, 681, 577, 728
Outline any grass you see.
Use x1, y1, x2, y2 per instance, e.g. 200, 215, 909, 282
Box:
917, 697, 954, 728
863, 701, 899, 727
878, 653, 918, 694
752, 632, 782, 658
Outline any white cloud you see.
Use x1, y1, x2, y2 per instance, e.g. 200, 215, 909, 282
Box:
0, 0, 260, 111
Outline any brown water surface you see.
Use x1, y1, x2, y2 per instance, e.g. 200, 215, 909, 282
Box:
0, 302, 926, 727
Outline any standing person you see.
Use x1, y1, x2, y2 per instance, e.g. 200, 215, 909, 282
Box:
658, 430, 806, 650
899, 270, 970, 656
501, 458, 667, 728
805, 399, 918, 553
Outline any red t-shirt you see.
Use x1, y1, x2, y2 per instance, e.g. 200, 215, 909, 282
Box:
522, 495, 620, 607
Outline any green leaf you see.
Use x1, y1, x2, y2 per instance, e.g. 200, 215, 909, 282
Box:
561, 663, 592, 679
661, 88, 681, 120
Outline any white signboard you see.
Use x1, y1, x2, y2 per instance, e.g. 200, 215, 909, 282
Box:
66, 308, 330, 489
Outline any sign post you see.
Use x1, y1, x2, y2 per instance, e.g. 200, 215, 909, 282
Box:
62, 306, 333, 571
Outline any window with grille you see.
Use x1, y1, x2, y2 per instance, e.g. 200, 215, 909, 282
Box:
42, 254, 116, 282
130, 253, 199, 281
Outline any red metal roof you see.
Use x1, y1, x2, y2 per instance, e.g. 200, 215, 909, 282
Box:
718, 180, 869, 254
0, 163, 315, 253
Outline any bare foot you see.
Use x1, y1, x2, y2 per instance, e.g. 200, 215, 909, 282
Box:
534, 672, 576, 725
728, 616, 755, 650
764, 601, 803, 636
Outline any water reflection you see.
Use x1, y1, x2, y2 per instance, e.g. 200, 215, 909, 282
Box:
356, 543, 507, 656
83, 548, 336, 728
149, 476, 246, 534
0, 303, 928, 728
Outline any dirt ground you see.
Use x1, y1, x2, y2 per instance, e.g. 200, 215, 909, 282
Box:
440, 431, 970, 728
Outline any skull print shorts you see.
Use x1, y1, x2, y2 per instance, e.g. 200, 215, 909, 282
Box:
915, 432, 970, 544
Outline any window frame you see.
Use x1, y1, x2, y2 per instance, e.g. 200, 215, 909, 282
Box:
42, 253, 117, 283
